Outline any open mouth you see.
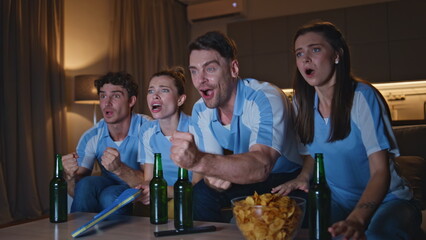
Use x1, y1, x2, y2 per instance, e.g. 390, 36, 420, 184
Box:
200, 88, 214, 99
305, 68, 314, 76
151, 103, 162, 112
104, 109, 114, 117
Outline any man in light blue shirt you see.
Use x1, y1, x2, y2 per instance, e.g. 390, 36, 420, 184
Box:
170, 31, 305, 222
62, 72, 150, 215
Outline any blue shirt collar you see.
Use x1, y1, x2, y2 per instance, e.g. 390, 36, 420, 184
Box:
153, 112, 190, 135
212, 79, 244, 122
101, 113, 139, 139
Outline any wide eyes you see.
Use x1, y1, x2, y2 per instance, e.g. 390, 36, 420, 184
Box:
295, 47, 321, 58
189, 64, 217, 76
206, 66, 216, 73
189, 69, 197, 76
99, 93, 122, 99
147, 88, 170, 94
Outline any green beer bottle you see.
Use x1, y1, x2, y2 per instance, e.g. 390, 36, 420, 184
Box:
174, 167, 193, 230
309, 153, 331, 240
49, 154, 68, 223
150, 153, 168, 224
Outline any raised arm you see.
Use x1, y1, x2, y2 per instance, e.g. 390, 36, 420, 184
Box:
170, 131, 279, 184
62, 152, 91, 197
101, 147, 145, 187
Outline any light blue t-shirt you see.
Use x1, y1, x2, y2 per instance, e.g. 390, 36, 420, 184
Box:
138, 112, 192, 185
303, 82, 411, 210
190, 78, 302, 173
76, 113, 151, 184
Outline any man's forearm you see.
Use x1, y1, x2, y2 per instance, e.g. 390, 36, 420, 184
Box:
64, 167, 92, 197
64, 173, 81, 197
66, 178, 75, 197
113, 164, 144, 187
195, 147, 277, 184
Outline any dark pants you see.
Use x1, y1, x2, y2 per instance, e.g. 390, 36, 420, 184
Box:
193, 170, 306, 223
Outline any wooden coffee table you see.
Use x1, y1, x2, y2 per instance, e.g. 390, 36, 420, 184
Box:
0, 212, 309, 239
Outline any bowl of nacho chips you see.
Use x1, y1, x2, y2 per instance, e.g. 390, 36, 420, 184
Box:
231, 192, 306, 240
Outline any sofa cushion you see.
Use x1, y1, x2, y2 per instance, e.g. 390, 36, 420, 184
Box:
392, 124, 426, 161
394, 156, 426, 210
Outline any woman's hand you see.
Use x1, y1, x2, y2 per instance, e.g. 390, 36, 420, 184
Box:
328, 219, 366, 240
271, 175, 309, 196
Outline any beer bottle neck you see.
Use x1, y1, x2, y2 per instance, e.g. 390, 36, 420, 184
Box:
55, 154, 63, 178
313, 153, 326, 184
177, 167, 188, 180
154, 153, 163, 178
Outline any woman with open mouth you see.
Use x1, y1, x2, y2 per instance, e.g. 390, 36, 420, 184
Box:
135, 67, 201, 208
273, 21, 422, 240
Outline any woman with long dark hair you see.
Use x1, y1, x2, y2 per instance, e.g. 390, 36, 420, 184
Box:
273, 21, 422, 239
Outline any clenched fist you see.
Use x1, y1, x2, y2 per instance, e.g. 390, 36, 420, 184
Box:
170, 131, 200, 170
101, 147, 122, 173
62, 153, 79, 180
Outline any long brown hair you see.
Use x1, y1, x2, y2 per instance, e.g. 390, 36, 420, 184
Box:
293, 21, 355, 144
